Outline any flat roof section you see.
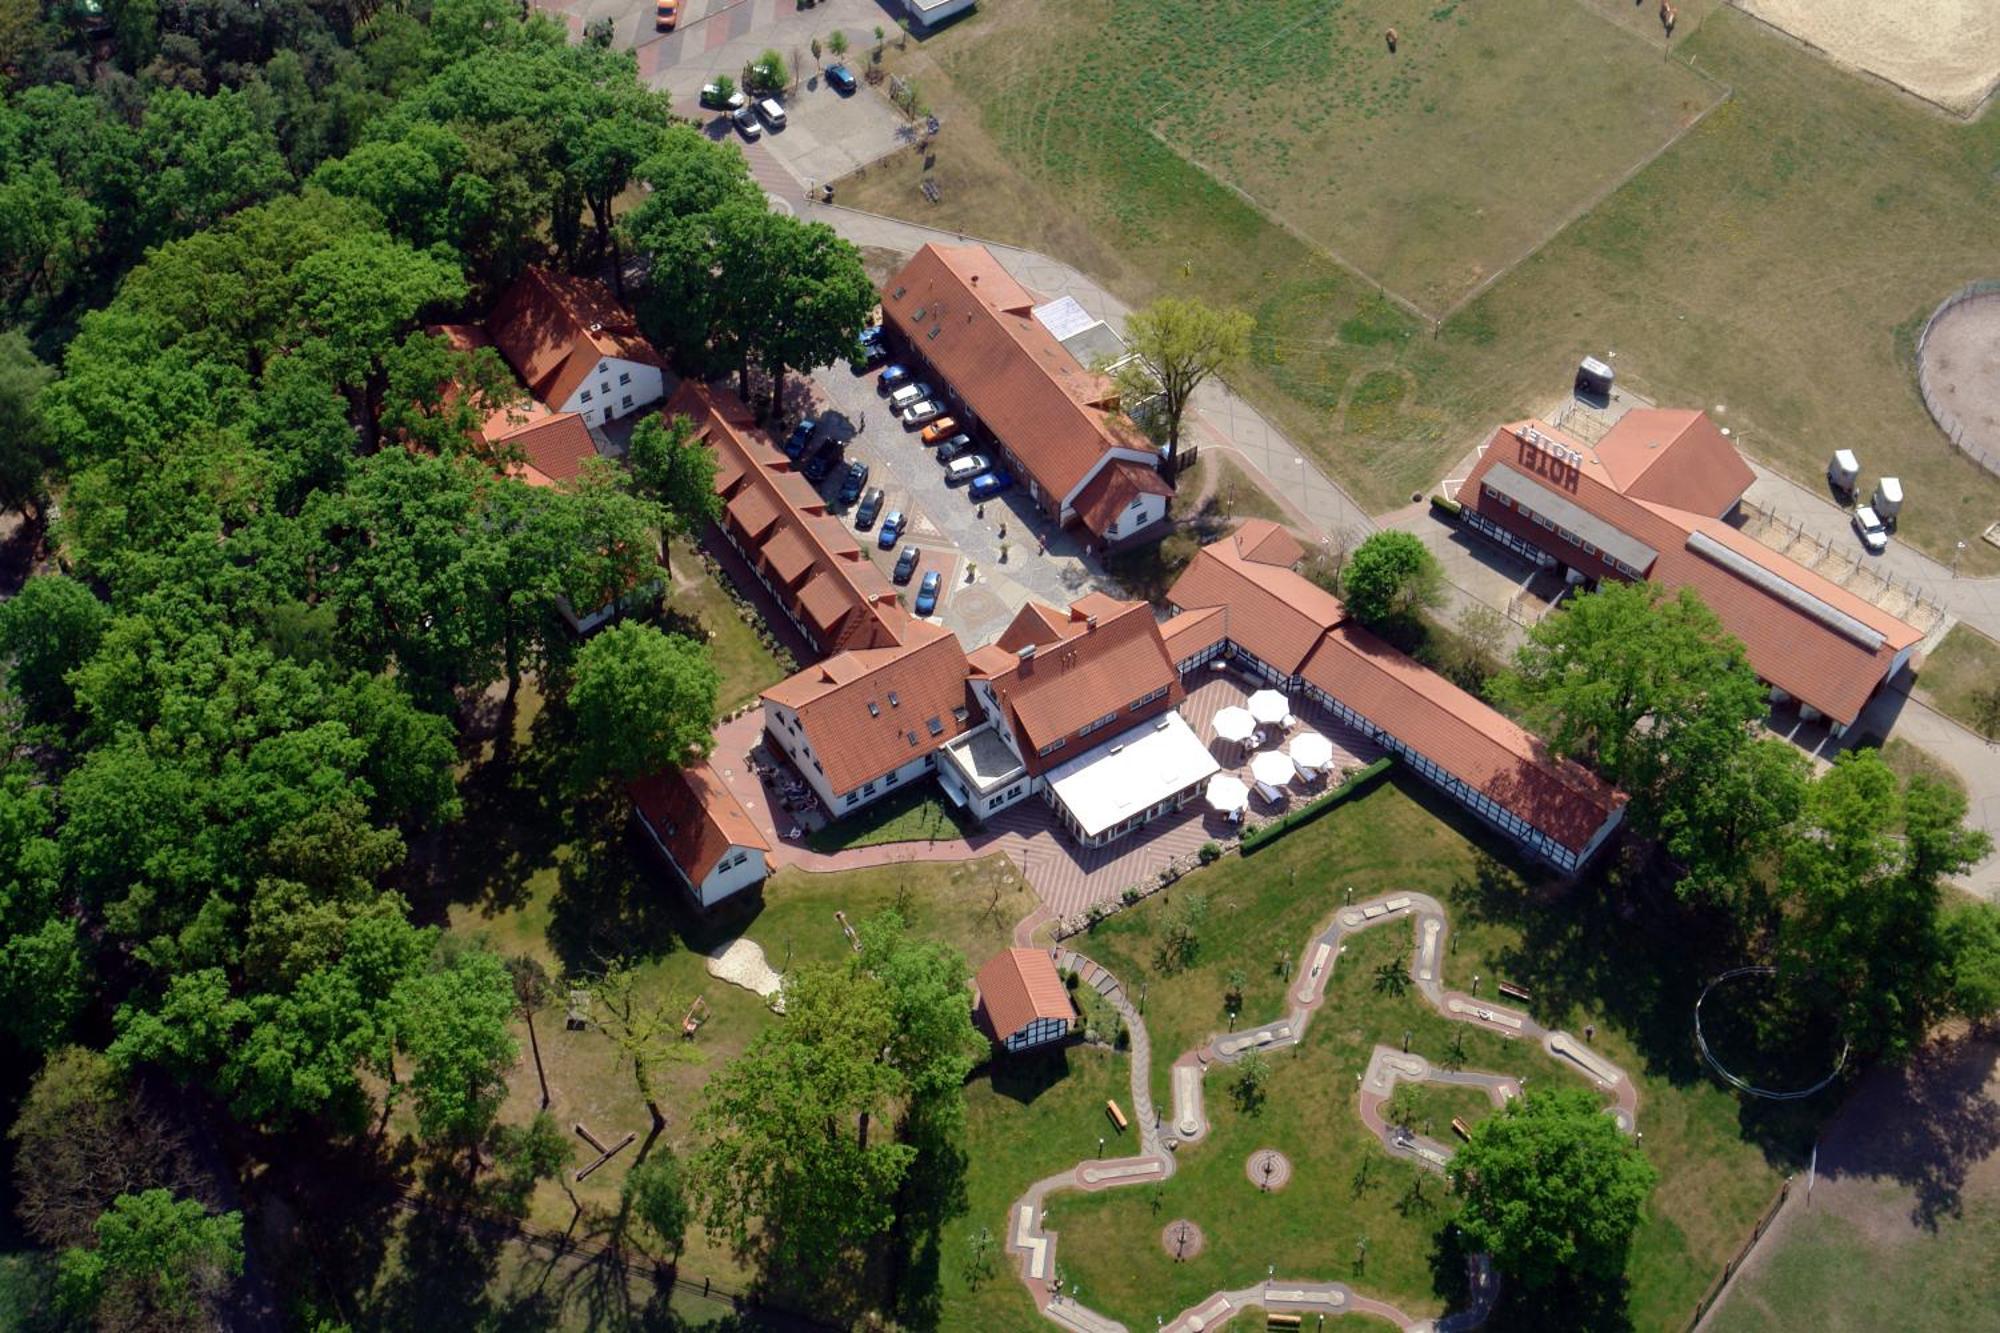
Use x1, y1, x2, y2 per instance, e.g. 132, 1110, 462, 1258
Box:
1481, 463, 1659, 574
1045, 711, 1220, 840
942, 724, 1027, 796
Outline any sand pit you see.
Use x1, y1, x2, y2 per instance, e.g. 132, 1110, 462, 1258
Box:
1736, 0, 2000, 116
1918, 289, 2000, 468
707, 938, 786, 1012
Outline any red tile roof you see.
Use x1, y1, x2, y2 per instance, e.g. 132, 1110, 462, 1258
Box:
629, 761, 771, 886
975, 948, 1075, 1041
1160, 605, 1228, 660
1300, 624, 1624, 855
675, 381, 905, 655
488, 267, 667, 411
968, 596, 1181, 774
1072, 458, 1173, 538
1230, 518, 1305, 568
762, 620, 976, 795
1166, 538, 1345, 676
880, 244, 1157, 509
1460, 418, 1920, 725
1592, 409, 1755, 517
489, 411, 598, 488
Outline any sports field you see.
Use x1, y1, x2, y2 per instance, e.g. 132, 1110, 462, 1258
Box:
840, 0, 2000, 572
1138, 0, 1721, 315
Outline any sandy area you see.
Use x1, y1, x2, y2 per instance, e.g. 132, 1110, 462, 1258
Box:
706, 937, 786, 1013
1919, 293, 2000, 460
1738, 0, 2000, 115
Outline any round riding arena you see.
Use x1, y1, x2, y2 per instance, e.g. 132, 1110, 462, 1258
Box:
1917, 285, 2000, 472
1733, 0, 2000, 117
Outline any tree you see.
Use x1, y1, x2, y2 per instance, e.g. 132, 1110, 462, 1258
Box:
9, 1049, 198, 1250
1773, 750, 1992, 1060
1449, 1086, 1657, 1289
396, 946, 519, 1170
745, 49, 788, 96
627, 414, 721, 574
1106, 296, 1252, 483
810, 36, 822, 68
0, 331, 55, 521
1384, 1083, 1421, 1130
588, 961, 703, 1141
1230, 1050, 1270, 1114
56, 1189, 243, 1333
691, 962, 915, 1287
827, 30, 849, 59
1941, 899, 2000, 1023
1341, 531, 1444, 627
855, 911, 983, 1125
1156, 891, 1208, 973
489, 1111, 574, 1212
507, 955, 555, 1110
568, 623, 718, 786
0, 575, 107, 724
624, 1146, 690, 1257
1493, 581, 1771, 885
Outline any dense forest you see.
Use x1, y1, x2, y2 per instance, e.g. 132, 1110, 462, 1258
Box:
0, 1, 886, 1327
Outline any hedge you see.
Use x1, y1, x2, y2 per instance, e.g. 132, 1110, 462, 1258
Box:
1430, 492, 1462, 518
1239, 757, 1394, 854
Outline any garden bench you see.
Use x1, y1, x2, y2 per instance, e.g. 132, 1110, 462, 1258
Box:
1105, 1099, 1129, 1131
1497, 979, 1532, 1002
1451, 1117, 1472, 1141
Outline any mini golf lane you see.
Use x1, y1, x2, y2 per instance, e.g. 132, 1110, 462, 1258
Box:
1004, 893, 1640, 1332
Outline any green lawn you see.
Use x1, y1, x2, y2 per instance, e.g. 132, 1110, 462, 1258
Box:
1707, 1195, 2000, 1333
805, 782, 972, 852
840, 0, 2000, 572
1036, 777, 1787, 1331
1915, 623, 2000, 739
664, 540, 791, 713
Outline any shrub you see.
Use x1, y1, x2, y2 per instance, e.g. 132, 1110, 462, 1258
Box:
1430, 492, 1462, 517
1239, 758, 1394, 854
1121, 886, 1142, 905
1197, 841, 1222, 865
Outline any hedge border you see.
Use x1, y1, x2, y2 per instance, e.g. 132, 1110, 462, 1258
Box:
1239, 757, 1394, 854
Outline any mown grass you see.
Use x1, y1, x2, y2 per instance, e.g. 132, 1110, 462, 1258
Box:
804, 782, 971, 852
839, 0, 2000, 572
1042, 776, 1786, 1330
1914, 623, 2000, 739
664, 539, 791, 714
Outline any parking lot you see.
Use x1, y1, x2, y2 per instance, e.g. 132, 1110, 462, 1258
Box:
787, 351, 1124, 646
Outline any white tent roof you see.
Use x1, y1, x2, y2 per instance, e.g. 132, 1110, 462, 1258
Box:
1205, 773, 1249, 814
1287, 731, 1334, 771
1247, 689, 1290, 725
1212, 706, 1256, 743
1046, 712, 1221, 839
1250, 749, 1297, 787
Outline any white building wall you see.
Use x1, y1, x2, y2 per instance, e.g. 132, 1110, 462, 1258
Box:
554, 357, 666, 425
696, 848, 769, 908
1102, 491, 1168, 542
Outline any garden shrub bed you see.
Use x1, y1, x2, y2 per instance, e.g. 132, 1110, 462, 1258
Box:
1239, 757, 1393, 854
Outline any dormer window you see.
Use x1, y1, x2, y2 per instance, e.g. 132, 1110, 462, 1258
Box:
888, 691, 901, 708
867, 700, 880, 717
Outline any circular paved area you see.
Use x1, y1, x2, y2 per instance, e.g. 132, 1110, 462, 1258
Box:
1920, 290, 2000, 461
1160, 1218, 1207, 1261
1245, 1147, 1293, 1191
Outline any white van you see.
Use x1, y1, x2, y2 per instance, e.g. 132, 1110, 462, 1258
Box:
945, 454, 991, 486
887, 382, 928, 412
757, 98, 786, 129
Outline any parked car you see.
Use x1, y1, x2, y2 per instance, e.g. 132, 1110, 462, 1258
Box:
756, 98, 787, 129
700, 82, 747, 111
732, 105, 761, 139
877, 511, 906, 548
919, 417, 959, 445
887, 382, 931, 412
934, 434, 974, 462
655, 0, 677, 29
968, 470, 1014, 502
944, 454, 991, 486
783, 417, 818, 458
860, 323, 884, 346
838, 460, 870, 505
854, 488, 885, 530
892, 545, 921, 585
901, 399, 942, 427
914, 570, 942, 617
826, 64, 857, 95
802, 448, 837, 484
879, 363, 911, 391
1852, 504, 1889, 554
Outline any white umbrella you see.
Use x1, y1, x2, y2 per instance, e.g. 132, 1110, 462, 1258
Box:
1251, 749, 1297, 788
1288, 731, 1334, 772
1205, 773, 1249, 814
1212, 706, 1256, 744
1247, 689, 1291, 726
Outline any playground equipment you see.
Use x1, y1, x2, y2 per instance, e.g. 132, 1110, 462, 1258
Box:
681, 994, 710, 1039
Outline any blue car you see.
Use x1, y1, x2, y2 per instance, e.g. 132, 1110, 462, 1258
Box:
879, 363, 911, 391
782, 417, 818, 458
967, 470, 1014, 502
826, 64, 857, 95
914, 570, 942, 616
877, 510, 905, 549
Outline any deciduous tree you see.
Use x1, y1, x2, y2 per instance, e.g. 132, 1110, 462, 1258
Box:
1341, 530, 1443, 627
396, 945, 519, 1170
0, 575, 107, 724
624, 1145, 690, 1257
55, 1189, 243, 1333
1105, 296, 1252, 482
1449, 1086, 1656, 1289
568, 623, 718, 786
627, 412, 721, 574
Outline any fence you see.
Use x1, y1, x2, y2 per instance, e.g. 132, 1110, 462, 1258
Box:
1914, 279, 2000, 480
1735, 498, 1948, 626
1683, 1176, 1792, 1330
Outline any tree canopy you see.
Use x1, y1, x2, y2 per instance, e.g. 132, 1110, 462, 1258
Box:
568, 622, 719, 786
1341, 530, 1444, 627
1105, 295, 1252, 480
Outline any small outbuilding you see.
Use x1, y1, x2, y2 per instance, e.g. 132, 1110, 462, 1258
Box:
974, 948, 1077, 1053
629, 762, 772, 909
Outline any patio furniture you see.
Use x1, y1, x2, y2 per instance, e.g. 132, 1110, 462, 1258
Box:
1247, 689, 1291, 726
1288, 731, 1334, 773
1213, 706, 1256, 744
1205, 773, 1250, 814
1251, 749, 1297, 788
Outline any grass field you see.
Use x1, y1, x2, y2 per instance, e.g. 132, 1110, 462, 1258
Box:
1039, 776, 1787, 1330
804, 782, 970, 852
842, 0, 2000, 572
1914, 623, 2000, 738
664, 540, 791, 713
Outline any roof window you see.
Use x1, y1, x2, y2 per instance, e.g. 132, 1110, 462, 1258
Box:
927, 716, 944, 736
867, 701, 880, 717
888, 691, 901, 708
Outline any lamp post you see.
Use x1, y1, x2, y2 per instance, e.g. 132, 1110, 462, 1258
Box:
1955, 539, 1967, 577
